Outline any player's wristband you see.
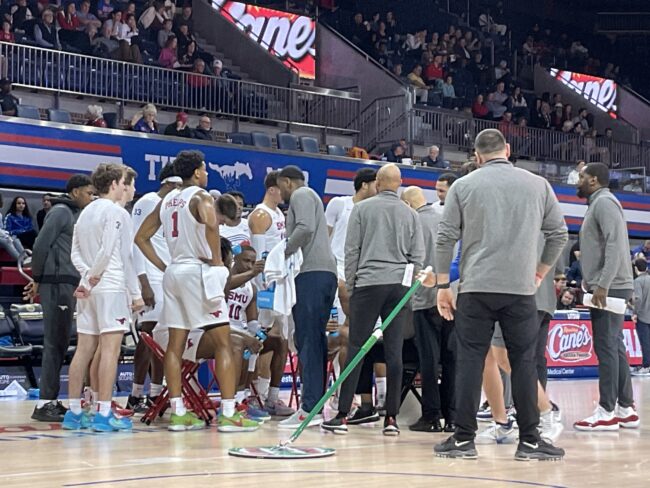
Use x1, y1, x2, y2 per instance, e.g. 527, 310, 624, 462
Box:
437, 282, 451, 289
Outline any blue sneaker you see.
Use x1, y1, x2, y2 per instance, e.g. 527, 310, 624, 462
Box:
237, 400, 271, 422
92, 411, 133, 432
62, 410, 92, 430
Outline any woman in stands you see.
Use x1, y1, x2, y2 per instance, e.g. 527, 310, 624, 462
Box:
472, 94, 489, 119
4, 196, 37, 250
132, 103, 159, 134
0, 195, 26, 262
0, 20, 14, 43
86, 105, 107, 128
158, 36, 179, 69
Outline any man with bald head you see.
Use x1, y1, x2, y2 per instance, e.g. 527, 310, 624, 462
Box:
321, 163, 425, 436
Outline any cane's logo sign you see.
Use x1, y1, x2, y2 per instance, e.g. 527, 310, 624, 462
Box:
212, 0, 316, 79
550, 69, 617, 118
547, 322, 593, 362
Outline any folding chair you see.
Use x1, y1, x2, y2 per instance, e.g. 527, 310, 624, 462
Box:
287, 351, 300, 409
139, 332, 213, 426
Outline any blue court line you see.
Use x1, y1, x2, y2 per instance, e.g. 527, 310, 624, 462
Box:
63, 469, 568, 487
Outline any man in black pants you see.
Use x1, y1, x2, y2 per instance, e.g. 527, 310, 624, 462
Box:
402, 185, 455, 433
421, 129, 568, 460
321, 164, 424, 436
27, 175, 95, 422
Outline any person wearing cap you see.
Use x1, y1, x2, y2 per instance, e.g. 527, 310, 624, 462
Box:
164, 112, 194, 139
275, 165, 338, 429
0, 78, 19, 116
26, 174, 95, 423
126, 163, 182, 413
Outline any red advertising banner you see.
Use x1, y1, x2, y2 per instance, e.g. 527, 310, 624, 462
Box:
549, 68, 617, 118
546, 319, 642, 367
212, 0, 316, 79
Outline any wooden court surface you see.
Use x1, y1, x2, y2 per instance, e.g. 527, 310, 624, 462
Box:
0, 378, 648, 488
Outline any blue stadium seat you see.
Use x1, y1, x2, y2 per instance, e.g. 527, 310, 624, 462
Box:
47, 109, 71, 124
277, 132, 299, 151
251, 131, 272, 148
327, 144, 347, 156
299, 136, 320, 154
103, 112, 118, 129
16, 105, 41, 120
229, 132, 253, 145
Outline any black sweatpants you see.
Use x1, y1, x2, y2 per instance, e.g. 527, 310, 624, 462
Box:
536, 311, 552, 390
454, 293, 540, 444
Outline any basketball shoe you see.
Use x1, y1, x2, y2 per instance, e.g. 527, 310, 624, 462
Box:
217, 411, 260, 432
475, 420, 517, 444
614, 404, 640, 428
514, 439, 565, 461
92, 411, 133, 432
62, 410, 92, 430
434, 436, 478, 459
574, 405, 619, 431
169, 411, 206, 431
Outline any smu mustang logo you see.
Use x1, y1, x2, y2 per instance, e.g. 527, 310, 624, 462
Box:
547, 323, 593, 362
209, 162, 253, 190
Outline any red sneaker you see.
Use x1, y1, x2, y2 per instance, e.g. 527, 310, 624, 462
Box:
112, 401, 134, 418
574, 405, 619, 431
614, 404, 640, 429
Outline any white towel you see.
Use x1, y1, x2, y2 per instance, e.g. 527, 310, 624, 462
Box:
264, 240, 302, 316
202, 265, 230, 305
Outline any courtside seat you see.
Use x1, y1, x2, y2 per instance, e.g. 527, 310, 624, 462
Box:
0, 306, 37, 387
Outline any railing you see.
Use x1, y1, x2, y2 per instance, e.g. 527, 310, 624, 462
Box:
359, 95, 410, 151
0, 42, 360, 134
596, 12, 650, 33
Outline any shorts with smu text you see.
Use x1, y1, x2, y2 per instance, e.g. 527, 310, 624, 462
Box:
138, 281, 164, 324
153, 326, 204, 363
76, 292, 131, 335
159, 263, 229, 330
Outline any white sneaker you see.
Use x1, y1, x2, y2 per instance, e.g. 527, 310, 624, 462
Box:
539, 410, 564, 443
277, 408, 323, 430
551, 401, 562, 423
475, 421, 517, 445
574, 405, 619, 431
614, 404, 640, 429
631, 366, 650, 376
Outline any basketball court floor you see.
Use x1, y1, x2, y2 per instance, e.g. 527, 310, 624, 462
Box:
1, 377, 648, 488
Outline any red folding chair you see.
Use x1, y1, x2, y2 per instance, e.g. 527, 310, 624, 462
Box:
139, 332, 213, 426
288, 351, 300, 408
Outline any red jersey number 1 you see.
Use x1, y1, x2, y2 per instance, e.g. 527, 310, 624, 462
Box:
171, 211, 179, 238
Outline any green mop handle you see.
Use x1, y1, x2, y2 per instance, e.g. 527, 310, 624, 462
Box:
286, 271, 428, 444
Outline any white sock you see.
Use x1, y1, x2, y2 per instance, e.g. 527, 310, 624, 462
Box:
91, 391, 99, 409
37, 399, 54, 409
69, 399, 82, 415
235, 390, 246, 403
131, 383, 144, 398
171, 397, 186, 416
222, 398, 236, 418
98, 400, 112, 417
150, 383, 163, 397
255, 377, 270, 400
244, 388, 251, 399
376, 377, 387, 402
83, 387, 92, 404
268, 386, 280, 404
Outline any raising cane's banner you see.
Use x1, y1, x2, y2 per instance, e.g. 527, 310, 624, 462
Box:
212, 0, 316, 79
549, 68, 618, 119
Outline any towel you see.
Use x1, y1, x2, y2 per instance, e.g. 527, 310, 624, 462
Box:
202, 264, 230, 305
264, 240, 303, 316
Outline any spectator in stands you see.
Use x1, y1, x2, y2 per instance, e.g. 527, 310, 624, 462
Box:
158, 18, 174, 49
76, 0, 101, 32
534, 101, 552, 130
392, 63, 403, 79
498, 111, 514, 137
383, 143, 404, 163
424, 55, 444, 85
350, 13, 370, 49
479, 9, 506, 36
554, 273, 567, 297
494, 59, 511, 85
512, 117, 532, 155
0, 194, 26, 262
96, 0, 114, 22
441, 75, 457, 108
193, 114, 215, 141
551, 103, 564, 130
164, 111, 194, 138
557, 288, 577, 310
175, 22, 195, 55
567, 160, 585, 185
102, 10, 122, 42
508, 86, 528, 120
566, 247, 583, 287
624, 180, 643, 193
34, 9, 61, 50
57, 3, 80, 35
455, 38, 471, 61
5, 196, 37, 250
573, 108, 589, 131
407, 64, 429, 104
36, 193, 52, 230
422, 145, 449, 169
0, 79, 18, 117
522, 36, 537, 59
472, 94, 489, 118
85, 104, 106, 128
115, 13, 142, 64
158, 35, 179, 69
632, 241, 650, 261
187, 59, 212, 107
486, 83, 508, 119
179, 41, 200, 69
570, 40, 588, 59
11, 0, 34, 32
176, 4, 194, 34
132, 103, 159, 134
139, 1, 168, 32
1, 20, 14, 43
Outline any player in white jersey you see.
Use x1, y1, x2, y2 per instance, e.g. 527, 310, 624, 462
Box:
135, 150, 259, 432
219, 190, 250, 246
63, 163, 144, 433
127, 164, 182, 412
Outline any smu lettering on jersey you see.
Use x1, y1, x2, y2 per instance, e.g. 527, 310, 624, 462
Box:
227, 281, 254, 330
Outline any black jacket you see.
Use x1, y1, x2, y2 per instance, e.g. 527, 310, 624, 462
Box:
193, 127, 214, 141
31, 196, 82, 286
164, 124, 194, 139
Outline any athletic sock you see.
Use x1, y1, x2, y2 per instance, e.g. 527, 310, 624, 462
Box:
222, 399, 236, 418
267, 386, 280, 404
171, 397, 187, 416
37, 399, 54, 409
69, 399, 82, 415
149, 383, 163, 397
91, 390, 99, 410
98, 401, 112, 417
255, 377, 270, 400
235, 390, 246, 404
376, 377, 387, 403
131, 383, 144, 398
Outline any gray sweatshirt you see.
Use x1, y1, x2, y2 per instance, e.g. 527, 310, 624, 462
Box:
580, 187, 633, 291
412, 204, 441, 310
345, 190, 425, 291
435, 159, 568, 296
634, 273, 650, 323
285, 186, 337, 276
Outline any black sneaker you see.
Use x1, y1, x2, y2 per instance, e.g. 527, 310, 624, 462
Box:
382, 416, 400, 436
54, 401, 68, 416
443, 420, 456, 432
434, 435, 478, 459
347, 407, 380, 425
514, 439, 565, 461
321, 416, 348, 435
409, 417, 443, 432
127, 395, 150, 414
31, 401, 65, 422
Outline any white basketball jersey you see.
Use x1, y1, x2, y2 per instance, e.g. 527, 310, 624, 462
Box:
160, 186, 211, 265
132, 192, 170, 284
254, 203, 285, 253
227, 281, 254, 330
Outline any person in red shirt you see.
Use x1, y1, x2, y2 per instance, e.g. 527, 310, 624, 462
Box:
57, 3, 80, 31
472, 94, 489, 118
0, 21, 14, 43
85, 105, 107, 128
424, 55, 444, 85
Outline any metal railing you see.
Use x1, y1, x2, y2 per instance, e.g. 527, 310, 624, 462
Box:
0, 42, 360, 134
358, 94, 410, 151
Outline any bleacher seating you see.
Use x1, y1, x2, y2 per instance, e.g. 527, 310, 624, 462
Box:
229, 132, 253, 146
276, 132, 299, 151
47, 109, 72, 124
327, 144, 347, 156
251, 131, 272, 148
299, 136, 320, 154
16, 105, 41, 121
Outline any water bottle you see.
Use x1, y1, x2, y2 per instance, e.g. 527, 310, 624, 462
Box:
330, 307, 339, 322
255, 329, 268, 342
243, 348, 251, 360
232, 244, 242, 256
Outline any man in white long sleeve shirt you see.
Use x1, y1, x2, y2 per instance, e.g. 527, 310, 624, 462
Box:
63, 163, 144, 433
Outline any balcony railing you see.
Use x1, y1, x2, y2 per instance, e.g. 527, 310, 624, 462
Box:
0, 42, 360, 134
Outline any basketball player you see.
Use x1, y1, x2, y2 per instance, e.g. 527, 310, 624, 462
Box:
63, 163, 143, 432
127, 163, 182, 412
220, 190, 250, 246
135, 150, 259, 432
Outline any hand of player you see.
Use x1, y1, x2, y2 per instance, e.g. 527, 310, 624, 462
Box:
23, 281, 38, 302
131, 298, 145, 312
88, 276, 101, 287
74, 286, 91, 299
326, 319, 339, 332
247, 337, 264, 354
592, 286, 608, 309
437, 288, 456, 321
633, 314, 638, 324
251, 260, 265, 276
416, 266, 436, 288
141, 281, 156, 308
